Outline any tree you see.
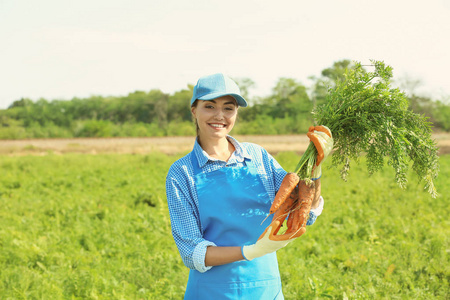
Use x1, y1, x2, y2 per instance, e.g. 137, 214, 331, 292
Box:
310, 59, 354, 108
321, 59, 353, 82
233, 77, 256, 105
269, 78, 312, 119
167, 87, 193, 122
8, 98, 33, 108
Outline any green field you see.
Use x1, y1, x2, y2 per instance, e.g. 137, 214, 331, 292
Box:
0, 152, 449, 299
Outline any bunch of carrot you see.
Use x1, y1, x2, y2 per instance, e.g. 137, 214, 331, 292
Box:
264, 156, 324, 240
260, 60, 441, 242
263, 173, 315, 240
259, 125, 332, 241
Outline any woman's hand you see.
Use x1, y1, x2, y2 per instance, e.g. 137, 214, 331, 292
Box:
242, 220, 299, 261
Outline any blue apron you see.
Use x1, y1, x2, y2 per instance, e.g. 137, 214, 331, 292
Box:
184, 152, 284, 300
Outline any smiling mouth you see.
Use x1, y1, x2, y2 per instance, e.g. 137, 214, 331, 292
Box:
209, 123, 226, 128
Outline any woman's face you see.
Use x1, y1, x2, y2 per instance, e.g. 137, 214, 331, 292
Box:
191, 96, 238, 140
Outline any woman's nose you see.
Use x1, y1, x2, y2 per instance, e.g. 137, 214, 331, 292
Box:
214, 110, 224, 119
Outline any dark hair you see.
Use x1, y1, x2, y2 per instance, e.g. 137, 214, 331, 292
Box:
191, 100, 200, 136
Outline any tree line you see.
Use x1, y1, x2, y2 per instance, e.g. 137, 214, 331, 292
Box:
1, 60, 449, 139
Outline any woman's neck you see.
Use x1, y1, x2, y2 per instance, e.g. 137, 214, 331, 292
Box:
198, 136, 235, 162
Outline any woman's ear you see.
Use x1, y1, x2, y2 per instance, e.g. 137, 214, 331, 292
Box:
191, 106, 196, 118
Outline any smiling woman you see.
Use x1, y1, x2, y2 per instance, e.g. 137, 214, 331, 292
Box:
165, 73, 326, 299
191, 96, 238, 160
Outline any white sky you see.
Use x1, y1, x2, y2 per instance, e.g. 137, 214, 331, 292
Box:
1, 0, 449, 109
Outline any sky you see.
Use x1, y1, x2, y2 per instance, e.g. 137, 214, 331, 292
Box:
1, 0, 449, 109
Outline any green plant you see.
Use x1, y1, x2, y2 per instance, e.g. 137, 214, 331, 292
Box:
295, 60, 439, 198
0, 153, 448, 298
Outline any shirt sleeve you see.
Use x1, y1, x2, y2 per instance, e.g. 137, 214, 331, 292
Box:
166, 165, 216, 273
262, 148, 288, 196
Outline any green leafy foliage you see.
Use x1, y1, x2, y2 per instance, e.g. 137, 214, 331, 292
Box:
297, 61, 439, 198
0, 153, 448, 299
277, 152, 449, 299
0, 153, 184, 299
2, 60, 448, 139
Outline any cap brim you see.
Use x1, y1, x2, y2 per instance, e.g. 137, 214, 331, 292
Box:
198, 92, 248, 107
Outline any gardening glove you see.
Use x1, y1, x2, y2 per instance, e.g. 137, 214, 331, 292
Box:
307, 125, 334, 180
242, 220, 299, 261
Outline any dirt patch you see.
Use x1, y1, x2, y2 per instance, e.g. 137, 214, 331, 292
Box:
1, 133, 450, 156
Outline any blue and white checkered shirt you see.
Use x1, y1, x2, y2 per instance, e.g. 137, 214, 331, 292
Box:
166, 136, 324, 273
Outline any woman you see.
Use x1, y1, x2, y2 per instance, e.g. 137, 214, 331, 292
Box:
166, 73, 332, 299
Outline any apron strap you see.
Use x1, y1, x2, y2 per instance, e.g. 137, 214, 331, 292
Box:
190, 152, 202, 176
190, 151, 254, 176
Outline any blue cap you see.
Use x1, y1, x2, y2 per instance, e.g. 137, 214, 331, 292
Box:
190, 73, 248, 107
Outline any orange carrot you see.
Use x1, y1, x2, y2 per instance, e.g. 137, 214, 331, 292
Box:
286, 208, 300, 235
286, 185, 299, 229
285, 180, 315, 238
269, 173, 300, 214
273, 185, 297, 223
260, 179, 316, 241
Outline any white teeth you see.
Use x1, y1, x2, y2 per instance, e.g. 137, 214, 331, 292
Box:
210, 124, 225, 128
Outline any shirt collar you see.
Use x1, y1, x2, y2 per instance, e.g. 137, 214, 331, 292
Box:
193, 135, 252, 169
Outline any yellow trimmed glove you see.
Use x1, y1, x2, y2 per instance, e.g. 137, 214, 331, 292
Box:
242, 220, 298, 261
